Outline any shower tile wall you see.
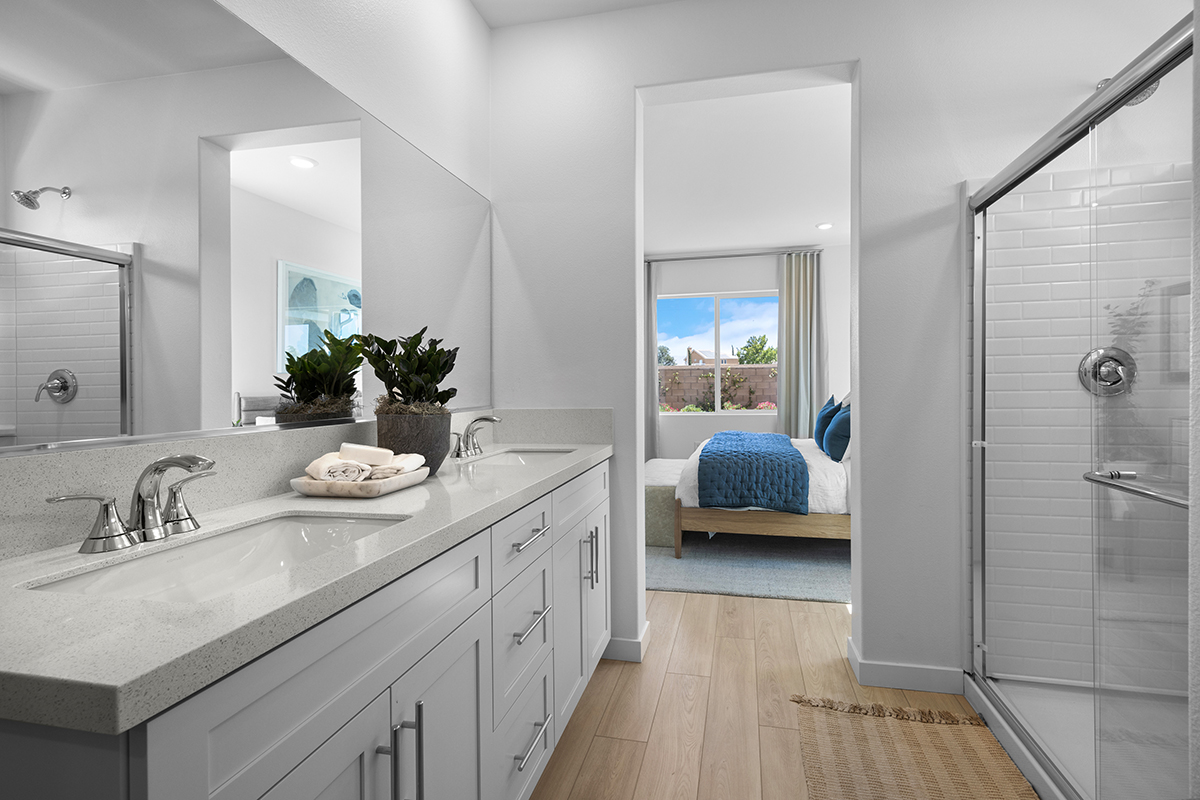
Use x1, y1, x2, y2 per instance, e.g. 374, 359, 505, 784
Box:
0, 249, 15, 443
985, 162, 1191, 687
0, 247, 123, 445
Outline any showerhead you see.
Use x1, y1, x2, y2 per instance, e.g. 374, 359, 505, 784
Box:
10, 186, 71, 210
1096, 78, 1160, 107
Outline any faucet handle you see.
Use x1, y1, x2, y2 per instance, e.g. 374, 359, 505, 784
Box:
47, 495, 140, 554
162, 471, 216, 536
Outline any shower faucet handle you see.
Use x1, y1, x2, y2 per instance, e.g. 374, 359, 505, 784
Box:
34, 369, 78, 404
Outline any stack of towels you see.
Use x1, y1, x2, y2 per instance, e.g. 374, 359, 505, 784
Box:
306, 443, 426, 482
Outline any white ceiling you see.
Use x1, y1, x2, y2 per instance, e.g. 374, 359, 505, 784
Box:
644, 84, 852, 254
0, 0, 284, 95
470, 0, 679, 27
230, 138, 362, 233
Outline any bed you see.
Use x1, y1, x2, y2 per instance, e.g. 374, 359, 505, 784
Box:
646, 436, 851, 558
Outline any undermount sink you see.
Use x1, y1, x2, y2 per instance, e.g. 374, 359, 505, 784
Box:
469, 449, 574, 467
31, 514, 405, 603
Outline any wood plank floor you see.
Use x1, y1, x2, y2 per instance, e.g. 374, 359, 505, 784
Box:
532, 591, 974, 800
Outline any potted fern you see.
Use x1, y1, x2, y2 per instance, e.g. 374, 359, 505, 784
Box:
274, 330, 362, 423
360, 327, 458, 474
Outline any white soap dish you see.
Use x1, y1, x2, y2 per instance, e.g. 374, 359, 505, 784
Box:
290, 467, 430, 498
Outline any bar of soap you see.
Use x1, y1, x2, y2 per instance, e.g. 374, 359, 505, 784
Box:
338, 442, 394, 466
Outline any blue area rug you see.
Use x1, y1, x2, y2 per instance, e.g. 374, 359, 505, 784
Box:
646, 531, 851, 603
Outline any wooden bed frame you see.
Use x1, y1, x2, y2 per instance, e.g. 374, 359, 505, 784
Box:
673, 498, 850, 558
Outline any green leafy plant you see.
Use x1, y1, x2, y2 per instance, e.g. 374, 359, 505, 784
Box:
736, 334, 777, 364
360, 327, 459, 415
275, 330, 362, 414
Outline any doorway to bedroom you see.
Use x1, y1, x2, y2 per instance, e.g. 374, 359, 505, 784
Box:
640, 70, 853, 605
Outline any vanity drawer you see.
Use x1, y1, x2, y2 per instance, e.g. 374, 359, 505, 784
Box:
492, 550, 553, 727
552, 461, 608, 541
491, 494, 552, 592
489, 651, 555, 800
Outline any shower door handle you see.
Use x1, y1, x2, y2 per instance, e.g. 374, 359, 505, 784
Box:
1082, 471, 1188, 509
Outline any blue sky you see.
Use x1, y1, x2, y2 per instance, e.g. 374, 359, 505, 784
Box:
657, 296, 778, 363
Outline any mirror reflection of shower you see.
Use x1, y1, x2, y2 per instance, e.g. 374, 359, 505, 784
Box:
10, 186, 71, 210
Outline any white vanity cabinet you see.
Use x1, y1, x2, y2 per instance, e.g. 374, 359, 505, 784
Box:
3, 457, 612, 800
388, 605, 493, 800
550, 465, 611, 726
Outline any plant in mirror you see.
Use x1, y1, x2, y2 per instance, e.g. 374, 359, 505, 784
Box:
273, 330, 363, 423
0, 0, 491, 455
360, 328, 458, 475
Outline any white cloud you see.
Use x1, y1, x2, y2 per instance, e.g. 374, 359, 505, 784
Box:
657, 300, 776, 364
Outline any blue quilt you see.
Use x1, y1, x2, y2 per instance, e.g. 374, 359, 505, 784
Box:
697, 431, 809, 514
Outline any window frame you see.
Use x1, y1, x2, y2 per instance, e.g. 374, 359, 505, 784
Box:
656, 290, 779, 414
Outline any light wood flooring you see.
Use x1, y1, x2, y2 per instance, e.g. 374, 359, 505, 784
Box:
531, 590, 974, 800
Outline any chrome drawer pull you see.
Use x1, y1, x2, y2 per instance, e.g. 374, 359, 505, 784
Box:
374, 722, 401, 800
515, 712, 553, 772
396, 701, 424, 800
512, 524, 551, 553
514, 605, 552, 645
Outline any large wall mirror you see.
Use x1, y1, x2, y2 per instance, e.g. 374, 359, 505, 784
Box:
0, 0, 491, 450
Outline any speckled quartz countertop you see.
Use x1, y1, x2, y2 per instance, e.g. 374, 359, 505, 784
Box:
0, 443, 612, 735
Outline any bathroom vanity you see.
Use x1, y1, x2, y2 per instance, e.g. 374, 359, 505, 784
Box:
0, 443, 612, 800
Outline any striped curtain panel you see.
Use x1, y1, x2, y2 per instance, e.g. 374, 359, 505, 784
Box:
778, 251, 828, 438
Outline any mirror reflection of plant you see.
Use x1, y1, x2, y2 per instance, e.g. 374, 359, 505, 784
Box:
275, 329, 362, 415
359, 327, 459, 415
1100, 278, 1160, 467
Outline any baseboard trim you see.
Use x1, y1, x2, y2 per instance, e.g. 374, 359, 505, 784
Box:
847, 636, 965, 694
963, 677, 1072, 800
604, 619, 651, 662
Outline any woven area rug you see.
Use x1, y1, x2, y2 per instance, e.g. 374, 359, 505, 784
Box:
645, 531, 850, 603
790, 695, 1039, 800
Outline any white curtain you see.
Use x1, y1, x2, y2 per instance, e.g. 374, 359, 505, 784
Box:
778, 251, 828, 438
644, 261, 659, 460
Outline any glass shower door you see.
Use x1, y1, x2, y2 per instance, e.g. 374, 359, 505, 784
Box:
1088, 58, 1191, 800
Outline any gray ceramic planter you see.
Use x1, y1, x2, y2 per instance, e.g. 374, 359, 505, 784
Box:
376, 412, 452, 475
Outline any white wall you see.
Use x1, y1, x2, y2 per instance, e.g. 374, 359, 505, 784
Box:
490, 0, 1191, 683
217, 0, 491, 196
229, 187, 362, 400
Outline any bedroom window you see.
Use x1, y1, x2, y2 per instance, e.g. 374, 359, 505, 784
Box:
656, 293, 778, 413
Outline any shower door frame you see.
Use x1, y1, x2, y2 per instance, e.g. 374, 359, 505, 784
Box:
0, 226, 134, 438
966, 13, 1193, 800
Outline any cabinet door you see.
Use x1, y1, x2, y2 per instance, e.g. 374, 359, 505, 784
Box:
390, 604, 493, 800
258, 692, 388, 800
551, 517, 588, 725
584, 498, 611, 674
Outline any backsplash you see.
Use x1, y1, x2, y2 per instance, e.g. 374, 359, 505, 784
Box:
0, 407, 608, 561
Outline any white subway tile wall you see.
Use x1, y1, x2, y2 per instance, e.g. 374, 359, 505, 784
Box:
1, 247, 124, 445
0, 249, 15, 440
983, 162, 1190, 693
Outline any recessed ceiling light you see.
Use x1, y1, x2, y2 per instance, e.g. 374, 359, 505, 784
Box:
289, 156, 318, 169
816, 222, 833, 230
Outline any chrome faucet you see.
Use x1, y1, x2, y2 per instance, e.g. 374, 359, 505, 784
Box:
455, 415, 502, 458
130, 454, 215, 541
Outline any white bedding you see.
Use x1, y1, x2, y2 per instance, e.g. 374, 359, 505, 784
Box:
675, 437, 849, 515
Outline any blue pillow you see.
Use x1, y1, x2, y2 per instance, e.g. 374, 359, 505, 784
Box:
823, 405, 851, 462
813, 396, 840, 453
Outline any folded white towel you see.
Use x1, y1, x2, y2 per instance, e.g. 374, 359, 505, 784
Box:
306, 452, 372, 482
369, 453, 427, 480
